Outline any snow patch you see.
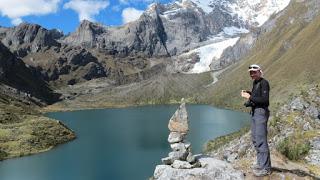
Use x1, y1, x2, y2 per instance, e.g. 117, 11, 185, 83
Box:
188, 37, 239, 73
189, 0, 212, 13
223, 26, 249, 36
228, 0, 291, 27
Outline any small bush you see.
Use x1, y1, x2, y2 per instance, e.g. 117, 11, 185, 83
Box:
277, 135, 311, 161
0, 150, 8, 160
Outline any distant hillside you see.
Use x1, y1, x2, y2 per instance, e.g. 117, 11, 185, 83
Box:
0, 42, 60, 104
203, 0, 320, 111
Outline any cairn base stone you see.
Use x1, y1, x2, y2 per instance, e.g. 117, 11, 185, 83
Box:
169, 150, 188, 161
171, 160, 192, 169
161, 157, 174, 165
154, 156, 245, 180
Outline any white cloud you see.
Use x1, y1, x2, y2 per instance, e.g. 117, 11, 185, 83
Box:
119, 0, 154, 5
0, 0, 61, 25
122, 7, 143, 24
64, 0, 109, 22
11, 18, 23, 25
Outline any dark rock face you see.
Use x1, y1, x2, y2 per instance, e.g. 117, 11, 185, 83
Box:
63, 20, 106, 48
1, 23, 62, 57
0, 42, 60, 104
62, 2, 243, 57
64, 9, 170, 57
82, 62, 106, 80
28, 46, 108, 84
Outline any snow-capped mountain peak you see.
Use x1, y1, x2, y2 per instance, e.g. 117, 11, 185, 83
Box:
229, 0, 291, 27
176, 0, 290, 27
172, 0, 291, 73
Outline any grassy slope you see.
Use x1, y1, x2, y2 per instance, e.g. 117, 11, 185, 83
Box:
45, 72, 212, 111
0, 89, 75, 160
203, 1, 320, 177
203, 1, 320, 111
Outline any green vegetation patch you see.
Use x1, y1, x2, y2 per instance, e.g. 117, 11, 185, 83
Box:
0, 149, 8, 160
204, 126, 249, 153
277, 132, 311, 161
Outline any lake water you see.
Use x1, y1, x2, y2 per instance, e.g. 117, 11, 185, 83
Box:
0, 105, 250, 180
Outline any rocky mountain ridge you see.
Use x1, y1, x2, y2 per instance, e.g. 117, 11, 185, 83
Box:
0, 0, 292, 81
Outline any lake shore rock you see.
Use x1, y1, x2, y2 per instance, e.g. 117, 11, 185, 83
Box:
154, 155, 244, 180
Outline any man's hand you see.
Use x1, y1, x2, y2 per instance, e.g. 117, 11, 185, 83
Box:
241, 90, 251, 99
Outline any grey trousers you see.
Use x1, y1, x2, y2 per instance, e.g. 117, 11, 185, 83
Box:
251, 108, 271, 170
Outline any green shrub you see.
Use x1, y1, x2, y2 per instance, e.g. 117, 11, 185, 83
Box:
277, 135, 311, 161
0, 150, 8, 160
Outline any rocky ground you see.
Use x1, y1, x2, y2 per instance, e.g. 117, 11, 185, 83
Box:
205, 85, 320, 179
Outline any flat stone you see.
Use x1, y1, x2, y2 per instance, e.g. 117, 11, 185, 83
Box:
168, 132, 185, 143
186, 152, 196, 164
171, 160, 192, 169
169, 150, 188, 161
170, 142, 186, 151
168, 101, 189, 133
161, 157, 174, 165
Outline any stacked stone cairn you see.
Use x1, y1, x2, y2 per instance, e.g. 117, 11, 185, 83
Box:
161, 99, 201, 169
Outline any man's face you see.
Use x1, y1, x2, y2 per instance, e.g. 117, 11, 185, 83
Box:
249, 70, 261, 80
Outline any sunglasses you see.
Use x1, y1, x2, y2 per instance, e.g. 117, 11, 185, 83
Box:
248, 66, 260, 69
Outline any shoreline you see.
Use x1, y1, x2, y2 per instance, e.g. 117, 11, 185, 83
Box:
2, 99, 249, 162
41, 100, 247, 114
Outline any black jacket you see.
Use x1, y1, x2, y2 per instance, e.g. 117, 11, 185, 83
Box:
249, 77, 270, 109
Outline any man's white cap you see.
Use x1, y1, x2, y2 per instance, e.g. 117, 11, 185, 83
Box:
248, 64, 261, 72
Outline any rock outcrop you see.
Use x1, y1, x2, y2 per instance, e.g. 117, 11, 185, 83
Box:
1, 23, 62, 57
154, 155, 244, 180
0, 42, 60, 104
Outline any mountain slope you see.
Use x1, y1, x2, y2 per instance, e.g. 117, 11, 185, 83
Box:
0, 42, 75, 161
0, 42, 60, 104
203, 0, 320, 111
201, 0, 320, 177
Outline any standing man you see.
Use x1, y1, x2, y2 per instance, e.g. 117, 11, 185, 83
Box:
241, 64, 271, 177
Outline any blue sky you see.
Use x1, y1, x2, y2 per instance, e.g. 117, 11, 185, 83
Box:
0, 0, 173, 34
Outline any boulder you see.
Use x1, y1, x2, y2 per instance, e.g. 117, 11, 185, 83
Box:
168, 101, 189, 133
168, 132, 186, 143
171, 160, 192, 169
170, 142, 187, 152
153, 156, 244, 180
290, 97, 309, 111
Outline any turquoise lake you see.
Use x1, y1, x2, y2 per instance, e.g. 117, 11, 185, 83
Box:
0, 105, 250, 180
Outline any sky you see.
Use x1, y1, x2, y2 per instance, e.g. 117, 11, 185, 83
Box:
0, 0, 173, 34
